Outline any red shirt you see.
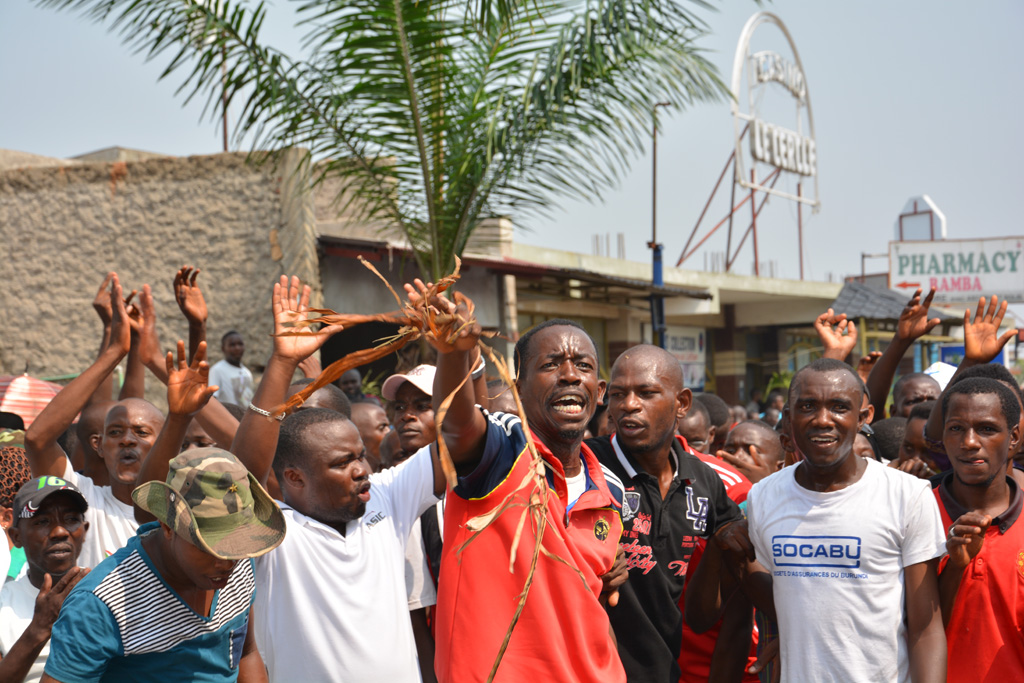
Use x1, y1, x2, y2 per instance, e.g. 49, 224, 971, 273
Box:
434, 411, 626, 683
679, 451, 758, 683
934, 476, 1024, 682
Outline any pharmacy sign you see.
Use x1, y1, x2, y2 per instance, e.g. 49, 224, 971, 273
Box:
889, 238, 1024, 303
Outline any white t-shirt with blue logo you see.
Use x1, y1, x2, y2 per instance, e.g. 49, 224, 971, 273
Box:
747, 458, 945, 683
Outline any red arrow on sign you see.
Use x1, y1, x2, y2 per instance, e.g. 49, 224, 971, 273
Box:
894, 281, 921, 289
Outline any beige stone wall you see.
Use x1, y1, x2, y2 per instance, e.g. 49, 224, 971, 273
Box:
0, 153, 286, 406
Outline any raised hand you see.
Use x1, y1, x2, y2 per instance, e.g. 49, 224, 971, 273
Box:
298, 355, 322, 379
856, 351, 883, 384
403, 278, 480, 354
124, 297, 145, 337
889, 456, 934, 479
719, 445, 777, 484
946, 511, 990, 570
963, 296, 1018, 363
814, 308, 857, 360
92, 272, 114, 324
272, 275, 344, 364
165, 340, 218, 417
896, 288, 941, 342
108, 274, 132, 355
174, 265, 208, 325
136, 285, 167, 380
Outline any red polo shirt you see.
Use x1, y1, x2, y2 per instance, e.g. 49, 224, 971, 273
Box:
934, 474, 1024, 682
434, 410, 626, 683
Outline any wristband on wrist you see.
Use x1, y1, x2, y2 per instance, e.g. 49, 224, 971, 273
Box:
248, 402, 285, 421
471, 355, 486, 380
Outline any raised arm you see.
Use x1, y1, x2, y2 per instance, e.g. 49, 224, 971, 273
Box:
925, 297, 1017, 442
230, 276, 343, 486
814, 308, 857, 362
134, 341, 218, 524
137, 284, 170, 384
173, 265, 208, 363
865, 288, 940, 420
404, 280, 487, 472
137, 281, 236, 448
25, 275, 131, 477
905, 557, 946, 683
118, 292, 146, 400
88, 272, 115, 404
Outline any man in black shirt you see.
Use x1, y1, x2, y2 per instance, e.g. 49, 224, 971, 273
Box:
587, 345, 743, 682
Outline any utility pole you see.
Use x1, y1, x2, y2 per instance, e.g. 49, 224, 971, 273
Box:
649, 102, 671, 348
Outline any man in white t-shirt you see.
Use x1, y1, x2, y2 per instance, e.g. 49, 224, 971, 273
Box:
229, 275, 445, 682
0, 476, 90, 683
208, 330, 255, 407
691, 358, 947, 683
24, 275, 158, 567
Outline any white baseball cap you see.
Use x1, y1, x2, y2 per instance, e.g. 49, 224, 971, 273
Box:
923, 361, 957, 391
381, 364, 436, 400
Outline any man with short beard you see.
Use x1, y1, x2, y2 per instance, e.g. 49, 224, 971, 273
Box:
586, 345, 744, 682
25, 275, 163, 567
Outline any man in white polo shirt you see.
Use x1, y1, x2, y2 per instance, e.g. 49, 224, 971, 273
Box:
230, 276, 445, 682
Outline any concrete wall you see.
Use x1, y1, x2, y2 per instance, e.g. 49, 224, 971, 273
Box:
0, 153, 286, 405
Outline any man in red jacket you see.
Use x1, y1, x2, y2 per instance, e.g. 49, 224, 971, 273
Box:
428, 297, 626, 683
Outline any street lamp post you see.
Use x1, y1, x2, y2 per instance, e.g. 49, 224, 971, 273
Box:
649, 102, 672, 348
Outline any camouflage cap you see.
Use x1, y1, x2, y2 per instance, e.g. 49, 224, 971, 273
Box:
132, 447, 285, 560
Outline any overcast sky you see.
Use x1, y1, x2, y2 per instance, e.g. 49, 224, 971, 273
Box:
2, 1, 1021, 298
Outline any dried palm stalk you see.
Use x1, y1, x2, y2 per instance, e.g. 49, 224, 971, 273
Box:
271, 256, 464, 420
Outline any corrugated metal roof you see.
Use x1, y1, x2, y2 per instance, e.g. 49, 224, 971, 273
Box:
319, 235, 713, 302
830, 281, 958, 321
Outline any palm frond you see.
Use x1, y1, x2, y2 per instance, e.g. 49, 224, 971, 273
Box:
35, 0, 728, 280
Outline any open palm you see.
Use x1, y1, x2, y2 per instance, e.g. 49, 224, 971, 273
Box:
273, 276, 345, 363
166, 341, 217, 416
897, 288, 941, 341
964, 296, 1017, 363
174, 265, 208, 325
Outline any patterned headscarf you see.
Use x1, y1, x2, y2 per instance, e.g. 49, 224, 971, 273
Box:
1, 430, 32, 510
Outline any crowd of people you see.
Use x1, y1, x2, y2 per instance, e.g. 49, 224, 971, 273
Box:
0, 265, 1021, 683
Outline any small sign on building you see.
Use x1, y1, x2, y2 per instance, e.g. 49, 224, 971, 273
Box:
664, 325, 707, 391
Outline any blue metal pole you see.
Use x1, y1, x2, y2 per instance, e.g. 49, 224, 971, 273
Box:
651, 243, 665, 348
